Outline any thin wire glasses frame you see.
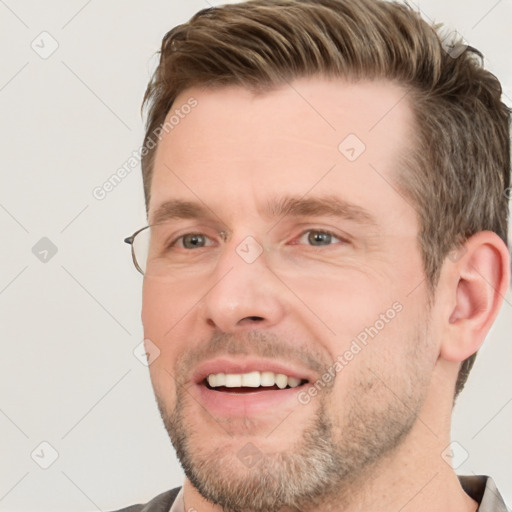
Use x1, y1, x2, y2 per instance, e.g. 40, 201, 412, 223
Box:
125, 224, 230, 275
124, 225, 151, 275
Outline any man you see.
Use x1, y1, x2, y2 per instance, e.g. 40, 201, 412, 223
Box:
117, 0, 511, 510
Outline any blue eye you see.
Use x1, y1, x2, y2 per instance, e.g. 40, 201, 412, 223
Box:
168, 229, 345, 251
297, 230, 343, 246
174, 233, 214, 249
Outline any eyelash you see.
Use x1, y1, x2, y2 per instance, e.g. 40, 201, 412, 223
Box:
170, 229, 348, 249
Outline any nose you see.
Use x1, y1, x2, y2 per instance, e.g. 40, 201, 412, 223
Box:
200, 236, 286, 333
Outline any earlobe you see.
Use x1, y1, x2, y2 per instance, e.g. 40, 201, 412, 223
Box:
440, 231, 510, 363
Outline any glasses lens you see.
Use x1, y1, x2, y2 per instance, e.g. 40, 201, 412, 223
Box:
131, 223, 214, 277
132, 227, 150, 274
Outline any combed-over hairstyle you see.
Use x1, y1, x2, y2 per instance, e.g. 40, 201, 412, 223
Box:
140, 0, 511, 400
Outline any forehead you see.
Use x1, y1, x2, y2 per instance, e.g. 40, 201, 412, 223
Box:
149, 77, 417, 234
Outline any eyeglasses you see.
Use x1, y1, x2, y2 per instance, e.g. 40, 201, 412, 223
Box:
124, 223, 218, 275
124, 225, 151, 275
125, 223, 356, 276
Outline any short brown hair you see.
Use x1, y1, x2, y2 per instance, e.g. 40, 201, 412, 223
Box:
140, 0, 511, 399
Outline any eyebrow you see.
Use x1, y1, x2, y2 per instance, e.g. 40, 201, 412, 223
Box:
150, 195, 378, 228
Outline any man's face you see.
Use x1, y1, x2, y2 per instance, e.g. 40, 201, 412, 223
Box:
141, 78, 439, 512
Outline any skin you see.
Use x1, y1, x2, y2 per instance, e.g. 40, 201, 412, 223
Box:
140, 77, 509, 512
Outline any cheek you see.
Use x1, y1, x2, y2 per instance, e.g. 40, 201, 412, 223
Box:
141, 277, 167, 335
141, 278, 185, 372
141, 276, 200, 336
335, 299, 427, 382
281, 269, 400, 348
142, 280, 183, 404
142, 276, 208, 381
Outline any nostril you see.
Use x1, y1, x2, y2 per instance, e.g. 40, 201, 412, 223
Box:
245, 316, 264, 322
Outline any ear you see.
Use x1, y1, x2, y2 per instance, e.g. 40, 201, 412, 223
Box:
440, 231, 510, 363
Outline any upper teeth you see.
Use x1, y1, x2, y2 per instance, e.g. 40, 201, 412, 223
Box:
207, 371, 303, 389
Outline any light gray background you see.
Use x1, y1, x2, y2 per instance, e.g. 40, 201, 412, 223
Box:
0, 1, 511, 511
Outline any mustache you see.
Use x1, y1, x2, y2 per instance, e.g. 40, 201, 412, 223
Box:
177, 330, 329, 382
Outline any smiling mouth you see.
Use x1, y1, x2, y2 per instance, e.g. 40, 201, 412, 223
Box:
203, 370, 309, 393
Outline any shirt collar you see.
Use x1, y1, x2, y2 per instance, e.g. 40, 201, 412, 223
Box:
458, 475, 509, 512
169, 486, 184, 512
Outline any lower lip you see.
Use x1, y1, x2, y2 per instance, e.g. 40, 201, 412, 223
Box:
194, 382, 306, 417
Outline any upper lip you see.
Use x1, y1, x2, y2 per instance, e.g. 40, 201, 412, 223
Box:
192, 357, 315, 385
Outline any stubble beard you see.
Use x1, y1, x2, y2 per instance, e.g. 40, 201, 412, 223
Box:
151, 318, 432, 512
155, 358, 429, 512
